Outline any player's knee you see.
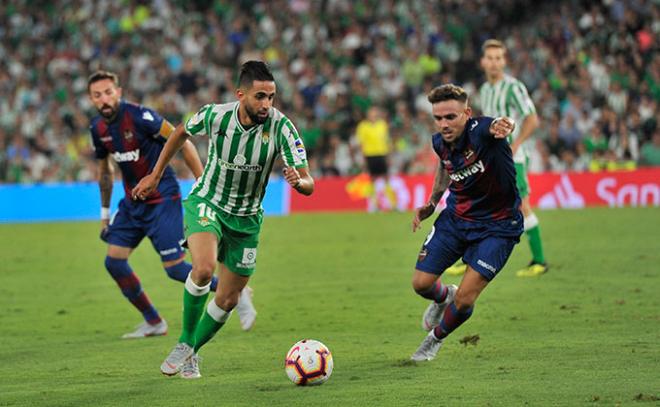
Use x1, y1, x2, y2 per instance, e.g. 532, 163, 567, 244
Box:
411, 273, 433, 295
216, 292, 240, 311
453, 288, 477, 311
191, 260, 216, 281
105, 256, 129, 277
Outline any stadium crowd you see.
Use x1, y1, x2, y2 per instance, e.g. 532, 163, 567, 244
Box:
1, 0, 658, 184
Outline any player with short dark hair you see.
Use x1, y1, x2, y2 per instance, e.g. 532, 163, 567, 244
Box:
87, 70, 257, 339
410, 84, 522, 361
133, 60, 314, 379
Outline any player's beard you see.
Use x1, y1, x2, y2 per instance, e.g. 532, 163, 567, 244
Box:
98, 101, 119, 121
246, 104, 269, 125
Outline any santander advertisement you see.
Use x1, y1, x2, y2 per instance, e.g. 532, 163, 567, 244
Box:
290, 168, 660, 213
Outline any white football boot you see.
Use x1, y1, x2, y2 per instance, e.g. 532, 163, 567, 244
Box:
236, 286, 257, 331
180, 354, 202, 379
122, 319, 168, 339
411, 331, 444, 361
160, 343, 194, 376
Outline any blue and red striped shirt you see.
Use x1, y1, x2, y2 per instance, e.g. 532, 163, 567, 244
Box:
432, 117, 520, 221
90, 100, 180, 204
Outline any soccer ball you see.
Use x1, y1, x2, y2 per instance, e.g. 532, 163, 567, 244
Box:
284, 339, 333, 386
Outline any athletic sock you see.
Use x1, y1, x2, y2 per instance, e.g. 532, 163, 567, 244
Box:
524, 213, 546, 264
105, 256, 161, 324
165, 261, 218, 290
178, 274, 211, 346
432, 303, 474, 340
418, 280, 449, 303
193, 299, 232, 352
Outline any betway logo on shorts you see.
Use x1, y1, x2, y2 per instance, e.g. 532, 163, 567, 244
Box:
217, 158, 262, 172
449, 160, 485, 182
112, 149, 140, 162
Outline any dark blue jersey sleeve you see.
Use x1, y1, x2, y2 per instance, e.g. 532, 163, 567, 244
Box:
135, 105, 165, 139
469, 117, 496, 144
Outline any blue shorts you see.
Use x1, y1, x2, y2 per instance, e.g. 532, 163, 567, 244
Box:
415, 211, 523, 281
102, 197, 185, 262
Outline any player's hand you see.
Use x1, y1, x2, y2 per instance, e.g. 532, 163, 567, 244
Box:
412, 202, 436, 232
100, 219, 109, 241
131, 173, 160, 200
490, 117, 515, 138
282, 167, 302, 190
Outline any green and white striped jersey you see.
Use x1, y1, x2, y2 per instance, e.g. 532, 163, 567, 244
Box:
478, 74, 536, 163
184, 101, 307, 216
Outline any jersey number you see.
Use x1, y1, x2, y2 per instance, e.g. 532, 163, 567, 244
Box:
197, 203, 217, 221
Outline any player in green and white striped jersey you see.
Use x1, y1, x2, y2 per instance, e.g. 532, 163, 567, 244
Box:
479, 39, 547, 277
133, 61, 314, 378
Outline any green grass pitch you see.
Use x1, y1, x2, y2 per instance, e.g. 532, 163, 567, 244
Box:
1, 208, 658, 406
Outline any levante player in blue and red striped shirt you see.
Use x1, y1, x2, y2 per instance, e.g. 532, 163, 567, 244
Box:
88, 71, 256, 339
410, 84, 523, 361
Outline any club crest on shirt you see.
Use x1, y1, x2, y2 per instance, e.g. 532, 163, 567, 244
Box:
233, 154, 246, 165
418, 248, 428, 262
198, 216, 211, 227
123, 129, 134, 140
262, 130, 270, 144
464, 149, 474, 160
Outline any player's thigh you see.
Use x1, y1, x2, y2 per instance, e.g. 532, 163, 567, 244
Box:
514, 162, 530, 198
463, 236, 517, 281
183, 195, 223, 269
104, 200, 144, 250
187, 232, 219, 281
219, 228, 260, 278
145, 198, 186, 262
415, 213, 466, 276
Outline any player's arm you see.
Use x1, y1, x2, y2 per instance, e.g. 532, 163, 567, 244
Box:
412, 161, 449, 232
510, 113, 538, 155
489, 117, 516, 139
283, 166, 314, 196
98, 156, 114, 229
160, 120, 204, 179
132, 124, 190, 200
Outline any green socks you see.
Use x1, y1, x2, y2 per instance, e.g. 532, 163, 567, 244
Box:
179, 275, 211, 346
193, 300, 231, 352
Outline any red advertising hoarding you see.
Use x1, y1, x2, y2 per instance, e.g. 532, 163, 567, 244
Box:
290, 168, 660, 213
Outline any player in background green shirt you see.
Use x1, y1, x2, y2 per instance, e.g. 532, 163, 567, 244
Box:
445, 39, 548, 278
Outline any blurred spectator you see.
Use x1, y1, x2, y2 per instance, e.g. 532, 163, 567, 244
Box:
640, 130, 660, 166
0, 0, 658, 185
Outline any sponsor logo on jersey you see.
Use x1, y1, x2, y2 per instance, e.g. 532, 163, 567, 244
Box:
294, 138, 306, 160
236, 248, 257, 268
112, 149, 140, 162
448, 160, 485, 182
142, 111, 154, 121
218, 158, 262, 171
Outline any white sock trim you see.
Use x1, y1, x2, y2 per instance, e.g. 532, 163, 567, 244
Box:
184, 274, 211, 296
524, 213, 539, 231
207, 299, 232, 323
